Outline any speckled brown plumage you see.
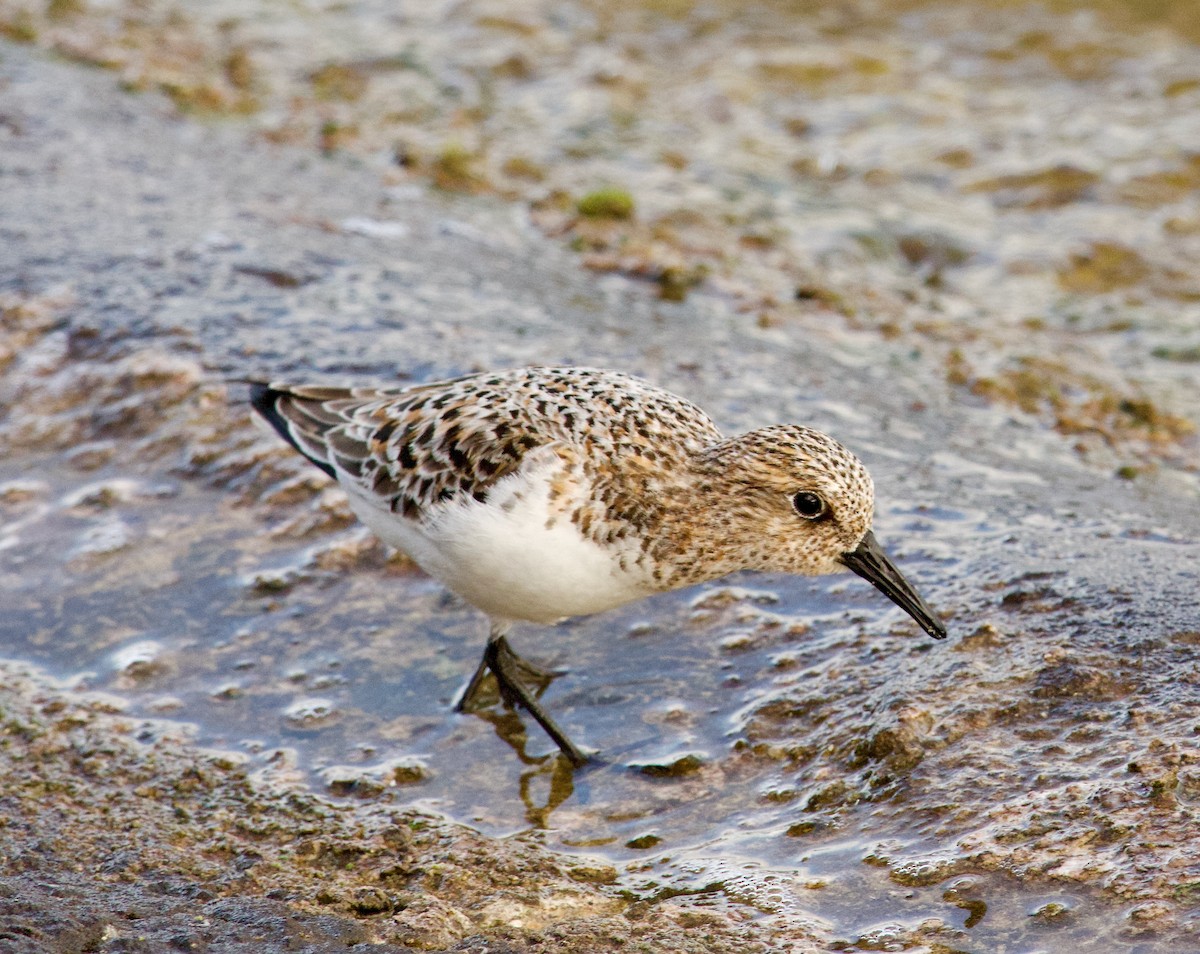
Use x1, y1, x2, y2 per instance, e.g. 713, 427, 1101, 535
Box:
263, 368, 719, 517
252, 367, 877, 592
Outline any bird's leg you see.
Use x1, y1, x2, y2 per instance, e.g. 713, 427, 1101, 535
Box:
455, 624, 587, 766
509, 651, 567, 694
455, 623, 511, 713
455, 646, 495, 713
487, 634, 588, 767
455, 623, 566, 711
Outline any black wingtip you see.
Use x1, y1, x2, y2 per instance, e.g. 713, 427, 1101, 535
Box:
247, 381, 337, 480
247, 380, 274, 416
247, 381, 290, 441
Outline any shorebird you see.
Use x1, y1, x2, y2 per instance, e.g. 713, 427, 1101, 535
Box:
250, 367, 945, 765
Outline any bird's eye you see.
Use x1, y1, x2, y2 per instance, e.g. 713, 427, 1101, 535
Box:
792, 491, 827, 519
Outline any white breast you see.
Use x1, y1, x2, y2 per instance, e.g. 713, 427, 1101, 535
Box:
342, 450, 656, 625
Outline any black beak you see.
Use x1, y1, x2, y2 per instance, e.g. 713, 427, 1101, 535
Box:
838, 530, 946, 639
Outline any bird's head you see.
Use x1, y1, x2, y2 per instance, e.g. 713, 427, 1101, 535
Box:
694, 425, 945, 639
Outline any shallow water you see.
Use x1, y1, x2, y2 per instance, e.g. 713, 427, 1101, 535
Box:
3, 440, 1192, 949
2, 0, 1200, 947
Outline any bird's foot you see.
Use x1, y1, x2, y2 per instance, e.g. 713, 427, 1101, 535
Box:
454, 639, 565, 711
460, 635, 588, 767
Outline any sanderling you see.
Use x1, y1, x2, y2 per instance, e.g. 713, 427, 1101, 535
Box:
250, 366, 945, 765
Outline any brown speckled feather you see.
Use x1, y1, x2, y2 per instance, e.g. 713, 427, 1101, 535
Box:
258, 367, 723, 525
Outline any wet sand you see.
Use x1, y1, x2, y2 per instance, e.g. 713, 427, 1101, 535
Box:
2, 1, 1199, 949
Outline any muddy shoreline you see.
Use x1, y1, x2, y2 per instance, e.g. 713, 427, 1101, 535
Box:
3, 661, 823, 953
2, 10, 1200, 951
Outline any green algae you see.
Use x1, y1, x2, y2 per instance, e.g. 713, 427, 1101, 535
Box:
576, 187, 636, 220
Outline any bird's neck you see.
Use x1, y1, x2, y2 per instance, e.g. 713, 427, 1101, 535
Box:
639, 443, 754, 590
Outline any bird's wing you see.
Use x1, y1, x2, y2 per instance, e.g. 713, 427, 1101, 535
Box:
249, 367, 723, 522
250, 380, 547, 518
